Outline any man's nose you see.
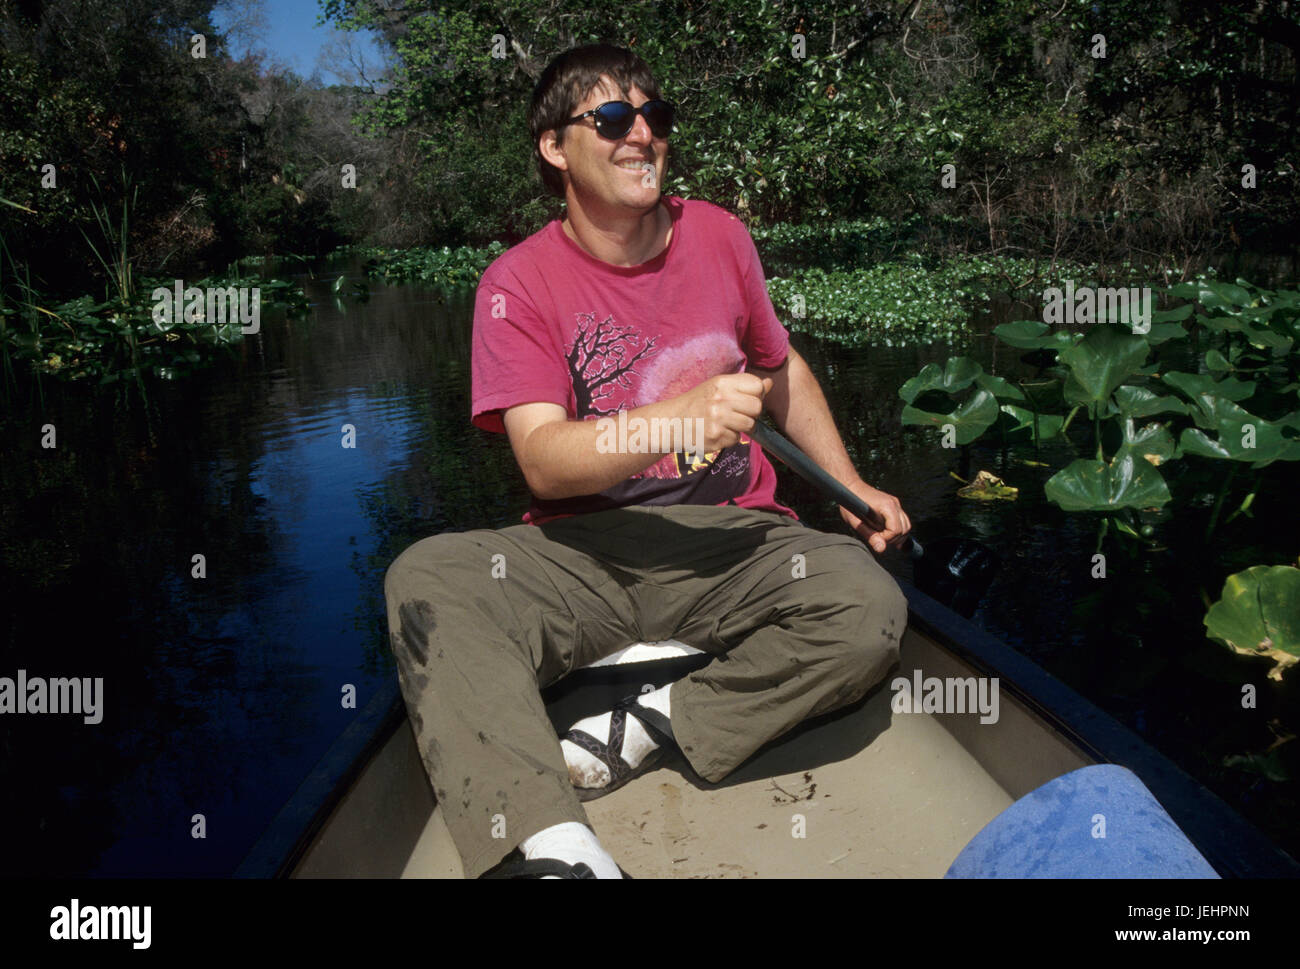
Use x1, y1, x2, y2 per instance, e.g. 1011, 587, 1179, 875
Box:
624, 111, 654, 144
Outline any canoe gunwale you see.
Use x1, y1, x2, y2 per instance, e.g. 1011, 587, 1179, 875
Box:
234, 677, 407, 878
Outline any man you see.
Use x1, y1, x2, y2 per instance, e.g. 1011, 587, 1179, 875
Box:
384, 43, 910, 878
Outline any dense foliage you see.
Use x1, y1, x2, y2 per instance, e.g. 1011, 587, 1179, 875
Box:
319, 0, 1300, 261
4, 0, 1298, 301
897, 278, 1300, 676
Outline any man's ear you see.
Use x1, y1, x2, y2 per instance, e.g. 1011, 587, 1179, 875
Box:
538, 129, 567, 173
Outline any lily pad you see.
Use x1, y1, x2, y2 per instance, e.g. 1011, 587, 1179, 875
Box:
1177, 400, 1300, 468
1143, 322, 1190, 345
1045, 449, 1172, 512
993, 319, 1082, 351
1204, 349, 1233, 374
998, 403, 1065, 441
898, 357, 983, 403
1112, 386, 1189, 418
1059, 324, 1151, 413
1123, 419, 1177, 467
1160, 370, 1256, 403
974, 372, 1026, 402
901, 389, 999, 445
1204, 565, 1300, 681
1151, 303, 1194, 322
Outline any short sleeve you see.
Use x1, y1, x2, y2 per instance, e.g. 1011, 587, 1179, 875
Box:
470, 269, 572, 434
733, 223, 790, 369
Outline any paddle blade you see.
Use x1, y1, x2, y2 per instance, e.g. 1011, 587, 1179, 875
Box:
913, 537, 1000, 618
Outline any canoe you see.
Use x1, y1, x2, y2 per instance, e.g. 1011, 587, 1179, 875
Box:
236, 581, 1300, 878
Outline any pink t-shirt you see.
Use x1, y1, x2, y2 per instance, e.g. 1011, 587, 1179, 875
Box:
471, 196, 795, 525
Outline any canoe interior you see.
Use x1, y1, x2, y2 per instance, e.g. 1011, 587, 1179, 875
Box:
238, 583, 1300, 879
289, 624, 1094, 878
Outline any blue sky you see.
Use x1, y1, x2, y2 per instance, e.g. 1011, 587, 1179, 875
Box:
214, 0, 386, 86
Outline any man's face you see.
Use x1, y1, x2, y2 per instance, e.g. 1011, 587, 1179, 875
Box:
546, 77, 668, 217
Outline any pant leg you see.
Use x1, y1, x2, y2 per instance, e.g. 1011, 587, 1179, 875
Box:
383, 523, 641, 877
640, 505, 908, 783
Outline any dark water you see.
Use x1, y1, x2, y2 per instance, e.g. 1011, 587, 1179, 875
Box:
2, 264, 1296, 875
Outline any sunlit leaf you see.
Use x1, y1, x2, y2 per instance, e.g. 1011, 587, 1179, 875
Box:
1177, 400, 1300, 468
997, 403, 1064, 441
1112, 385, 1189, 418
1059, 324, 1150, 412
994, 319, 1081, 350
901, 388, 999, 444
1045, 450, 1172, 511
896, 357, 985, 404
1204, 565, 1300, 681
1160, 370, 1256, 403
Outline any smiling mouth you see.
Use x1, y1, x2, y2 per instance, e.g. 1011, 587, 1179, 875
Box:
615, 160, 655, 171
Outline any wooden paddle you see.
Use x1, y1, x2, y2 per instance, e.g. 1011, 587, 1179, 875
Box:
747, 420, 999, 617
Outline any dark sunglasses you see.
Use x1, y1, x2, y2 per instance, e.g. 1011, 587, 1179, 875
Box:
559, 100, 675, 140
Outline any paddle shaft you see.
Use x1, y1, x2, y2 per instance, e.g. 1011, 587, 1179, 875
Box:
747, 420, 924, 559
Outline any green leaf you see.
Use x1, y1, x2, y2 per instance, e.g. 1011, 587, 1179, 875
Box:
898, 357, 982, 403
1204, 349, 1232, 373
974, 372, 1026, 401
1143, 322, 1189, 345
1112, 386, 1189, 418
1150, 303, 1194, 322
1203, 281, 1254, 308
1177, 400, 1300, 467
1160, 370, 1256, 403
998, 403, 1064, 441
1204, 565, 1300, 680
901, 389, 1000, 444
1122, 419, 1177, 466
994, 319, 1081, 350
1059, 325, 1150, 411
1045, 450, 1172, 512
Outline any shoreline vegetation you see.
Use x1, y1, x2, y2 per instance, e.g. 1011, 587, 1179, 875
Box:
4, 210, 1290, 385
6, 1, 1298, 388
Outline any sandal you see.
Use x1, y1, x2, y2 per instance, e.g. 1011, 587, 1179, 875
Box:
562, 695, 679, 803
480, 847, 632, 879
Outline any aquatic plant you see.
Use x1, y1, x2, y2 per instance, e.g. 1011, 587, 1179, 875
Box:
353, 242, 507, 288
1204, 562, 1300, 682
898, 276, 1300, 673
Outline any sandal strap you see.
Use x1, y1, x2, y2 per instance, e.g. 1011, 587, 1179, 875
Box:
614, 695, 677, 751
482, 856, 597, 879
563, 711, 633, 782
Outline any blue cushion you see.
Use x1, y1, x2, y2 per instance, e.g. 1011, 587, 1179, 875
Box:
944, 764, 1219, 878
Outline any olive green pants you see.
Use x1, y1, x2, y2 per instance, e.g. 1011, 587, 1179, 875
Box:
383, 504, 907, 877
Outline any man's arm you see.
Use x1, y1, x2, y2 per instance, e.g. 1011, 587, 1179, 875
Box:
751, 347, 912, 553
503, 373, 772, 500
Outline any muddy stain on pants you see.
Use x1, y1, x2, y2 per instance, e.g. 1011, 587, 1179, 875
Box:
383, 504, 907, 877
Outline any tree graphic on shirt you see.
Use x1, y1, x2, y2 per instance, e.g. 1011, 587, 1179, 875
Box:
565, 313, 658, 417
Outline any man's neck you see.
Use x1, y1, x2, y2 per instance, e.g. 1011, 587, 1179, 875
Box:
561, 199, 671, 268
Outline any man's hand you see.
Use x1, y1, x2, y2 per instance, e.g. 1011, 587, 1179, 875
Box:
839, 480, 912, 554
675, 373, 774, 453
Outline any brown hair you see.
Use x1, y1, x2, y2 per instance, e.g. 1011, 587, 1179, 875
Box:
528, 44, 663, 198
